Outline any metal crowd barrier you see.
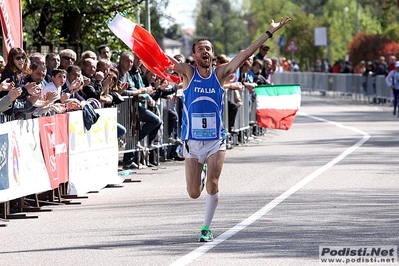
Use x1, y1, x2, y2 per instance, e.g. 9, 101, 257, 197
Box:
116, 89, 259, 156
271, 72, 393, 103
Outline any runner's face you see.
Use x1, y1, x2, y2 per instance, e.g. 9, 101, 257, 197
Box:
193, 41, 213, 69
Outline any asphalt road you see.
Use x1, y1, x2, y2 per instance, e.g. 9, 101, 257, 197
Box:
1, 94, 398, 266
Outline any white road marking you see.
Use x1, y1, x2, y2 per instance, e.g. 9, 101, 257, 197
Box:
170, 112, 371, 266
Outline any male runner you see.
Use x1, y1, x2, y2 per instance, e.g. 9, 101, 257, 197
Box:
168, 16, 291, 242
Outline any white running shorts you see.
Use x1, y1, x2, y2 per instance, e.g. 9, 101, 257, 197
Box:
183, 139, 226, 164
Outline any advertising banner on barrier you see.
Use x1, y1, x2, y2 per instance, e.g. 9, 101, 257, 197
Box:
0, 122, 10, 195
0, 119, 51, 202
68, 108, 121, 195
39, 114, 69, 189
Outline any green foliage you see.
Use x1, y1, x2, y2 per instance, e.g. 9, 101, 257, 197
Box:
323, 0, 383, 63
382, 24, 399, 41
246, 0, 302, 55
290, 0, 329, 16
195, 0, 248, 55
21, 0, 165, 61
17, 0, 399, 69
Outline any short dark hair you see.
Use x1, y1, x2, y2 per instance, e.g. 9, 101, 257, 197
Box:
67, 65, 81, 74
98, 44, 110, 54
260, 44, 270, 51
31, 62, 46, 71
192, 38, 213, 54
45, 52, 59, 62
52, 68, 67, 77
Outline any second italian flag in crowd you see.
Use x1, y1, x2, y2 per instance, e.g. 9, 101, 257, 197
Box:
254, 84, 301, 130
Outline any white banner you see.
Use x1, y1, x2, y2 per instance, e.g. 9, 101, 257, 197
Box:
0, 119, 51, 202
314, 27, 328, 46
68, 108, 122, 195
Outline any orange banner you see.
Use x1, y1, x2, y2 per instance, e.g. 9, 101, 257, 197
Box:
0, 0, 23, 55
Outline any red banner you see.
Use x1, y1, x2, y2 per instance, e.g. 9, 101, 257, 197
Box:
39, 114, 69, 189
0, 0, 23, 55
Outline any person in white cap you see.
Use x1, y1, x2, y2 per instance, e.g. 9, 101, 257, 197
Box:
385, 60, 399, 116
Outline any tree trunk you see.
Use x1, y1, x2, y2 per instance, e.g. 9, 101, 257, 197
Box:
34, 2, 52, 43
61, 10, 83, 43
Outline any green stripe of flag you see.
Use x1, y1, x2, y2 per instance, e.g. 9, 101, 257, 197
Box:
254, 84, 301, 97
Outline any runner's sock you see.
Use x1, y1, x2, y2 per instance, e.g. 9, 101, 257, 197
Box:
204, 192, 219, 227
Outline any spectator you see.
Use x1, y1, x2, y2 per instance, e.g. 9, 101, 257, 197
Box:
45, 52, 60, 83
29, 52, 45, 68
0, 47, 41, 116
77, 50, 97, 67
237, 59, 258, 125
330, 60, 341, 73
362, 61, 374, 95
216, 54, 242, 134
41, 68, 67, 103
0, 55, 5, 73
98, 44, 117, 67
320, 59, 329, 73
260, 57, 274, 84
314, 59, 322, 72
25, 63, 61, 117
252, 59, 268, 85
388, 55, 397, 72
354, 60, 366, 74
385, 61, 399, 116
341, 61, 354, 73
81, 58, 103, 100
117, 52, 162, 169
291, 59, 300, 72
25, 62, 47, 87
271, 57, 283, 73
62, 65, 87, 102
281, 57, 291, 72
129, 54, 162, 148
254, 44, 269, 61
59, 49, 77, 70
0, 80, 22, 113
142, 70, 181, 145
375, 56, 389, 76
117, 52, 135, 95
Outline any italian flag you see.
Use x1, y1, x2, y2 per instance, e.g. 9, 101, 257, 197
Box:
254, 84, 301, 130
107, 13, 180, 83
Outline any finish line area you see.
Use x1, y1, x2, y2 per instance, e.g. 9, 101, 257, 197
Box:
1, 95, 398, 266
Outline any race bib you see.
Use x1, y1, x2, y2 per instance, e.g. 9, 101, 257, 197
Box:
191, 113, 217, 139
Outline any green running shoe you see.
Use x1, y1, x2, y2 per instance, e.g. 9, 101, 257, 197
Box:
201, 164, 207, 192
198, 225, 213, 242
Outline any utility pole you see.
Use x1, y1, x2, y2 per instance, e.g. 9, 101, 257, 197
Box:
355, 0, 359, 34
145, 0, 151, 33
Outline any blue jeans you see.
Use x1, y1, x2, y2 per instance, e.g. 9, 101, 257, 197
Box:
393, 89, 399, 112
117, 123, 126, 138
137, 105, 162, 141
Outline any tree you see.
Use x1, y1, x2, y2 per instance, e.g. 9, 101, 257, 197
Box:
195, 0, 248, 55
290, 0, 329, 17
21, 0, 167, 60
244, 0, 302, 56
348, 32, 399, 66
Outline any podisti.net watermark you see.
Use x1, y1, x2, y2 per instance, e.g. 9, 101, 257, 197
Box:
319, 246, 397, 264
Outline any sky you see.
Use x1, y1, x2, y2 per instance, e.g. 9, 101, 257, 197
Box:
160, 0, 197, 29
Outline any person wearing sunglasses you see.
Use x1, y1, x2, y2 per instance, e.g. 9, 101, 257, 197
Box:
59, 49, 77, 70
0, 47, 41, 117
254, 44, 270, 62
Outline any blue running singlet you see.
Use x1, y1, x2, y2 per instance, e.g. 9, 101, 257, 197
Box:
181, 67, 226, 141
